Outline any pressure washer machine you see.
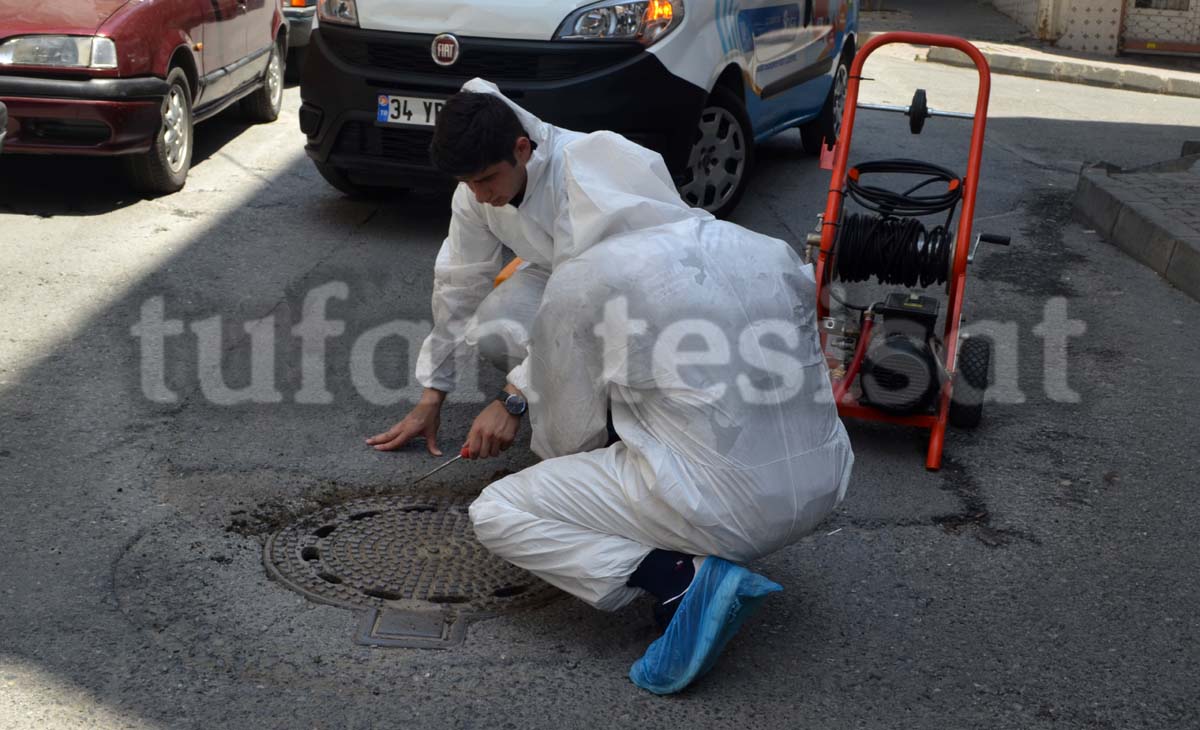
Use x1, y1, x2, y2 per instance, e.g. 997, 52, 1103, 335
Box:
809, 33, 1010, 471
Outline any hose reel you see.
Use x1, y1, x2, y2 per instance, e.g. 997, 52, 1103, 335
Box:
830, 158, 964, 290
827, 159, 964, 414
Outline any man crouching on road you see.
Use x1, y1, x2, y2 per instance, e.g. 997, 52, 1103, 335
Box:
367, 78, 854, 694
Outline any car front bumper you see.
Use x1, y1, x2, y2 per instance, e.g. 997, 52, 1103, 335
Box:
284, 7, 317, 48
0, 75, 168, 155
298, 25, 706, 189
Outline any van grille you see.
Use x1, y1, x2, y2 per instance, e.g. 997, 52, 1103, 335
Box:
325, 32, 641, 83
334, 121, 434, 166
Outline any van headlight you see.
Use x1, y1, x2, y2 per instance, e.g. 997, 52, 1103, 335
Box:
554, 0, 683, 46
0, 36, 118, 69
317, 0, 358, 26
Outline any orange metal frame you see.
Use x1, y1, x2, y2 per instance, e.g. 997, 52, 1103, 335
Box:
814, 32, 992, 471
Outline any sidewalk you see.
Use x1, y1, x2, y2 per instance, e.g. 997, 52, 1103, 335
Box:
861, 0, 1200, 99
1073, 153, 1200, 303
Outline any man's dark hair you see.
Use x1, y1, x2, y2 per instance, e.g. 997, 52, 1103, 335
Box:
429, 92, 529, 177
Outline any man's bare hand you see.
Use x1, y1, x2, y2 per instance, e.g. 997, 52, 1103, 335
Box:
464, 400, 520, 459
366, 388, 446, 454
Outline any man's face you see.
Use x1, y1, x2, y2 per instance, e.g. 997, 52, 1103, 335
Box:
459, 137, 533, 207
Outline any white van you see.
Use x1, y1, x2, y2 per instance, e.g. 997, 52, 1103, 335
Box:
299, 0, 858, 216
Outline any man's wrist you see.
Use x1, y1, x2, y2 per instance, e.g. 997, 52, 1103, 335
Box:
420, 387, 448, 405
496, 389, 528, 417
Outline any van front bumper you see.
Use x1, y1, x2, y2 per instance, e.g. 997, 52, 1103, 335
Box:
299, 25, 706, 189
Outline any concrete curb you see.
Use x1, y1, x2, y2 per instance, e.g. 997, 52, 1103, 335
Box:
1072, 159, 1200, 303
926, 45, 1200, 100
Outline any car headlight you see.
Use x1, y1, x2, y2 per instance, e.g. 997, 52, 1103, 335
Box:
554, 0, 683, 46
317, 0, 358, 26
0, 36, 118, 69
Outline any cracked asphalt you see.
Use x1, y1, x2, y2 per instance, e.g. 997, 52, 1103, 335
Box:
2, 46, 1199, 729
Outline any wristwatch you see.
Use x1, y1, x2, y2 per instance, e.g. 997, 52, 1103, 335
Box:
496, 390, 528, 417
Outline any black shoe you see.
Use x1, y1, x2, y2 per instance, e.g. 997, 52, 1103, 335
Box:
652, 597, 683, 633
629, 549, 696, 633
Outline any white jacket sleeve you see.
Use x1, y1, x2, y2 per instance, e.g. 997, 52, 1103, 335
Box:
415, 186, 504, 393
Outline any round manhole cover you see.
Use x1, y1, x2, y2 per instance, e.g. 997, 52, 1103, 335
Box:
265, 493, 561, 633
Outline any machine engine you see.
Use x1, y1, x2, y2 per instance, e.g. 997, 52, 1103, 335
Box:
859, 293, 944, 414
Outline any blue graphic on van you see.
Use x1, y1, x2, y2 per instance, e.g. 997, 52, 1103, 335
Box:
736, 4, 802, 53
716, 0, 744, 57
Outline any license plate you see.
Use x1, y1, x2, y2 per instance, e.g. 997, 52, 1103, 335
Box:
376, 94, 443, 127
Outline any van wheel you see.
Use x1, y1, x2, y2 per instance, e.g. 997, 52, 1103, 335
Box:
801, 53, 850, 155
242, 39, 285, 123
125, 67, 192, 195
678, 85, 753, 218
285, 46, 306, 84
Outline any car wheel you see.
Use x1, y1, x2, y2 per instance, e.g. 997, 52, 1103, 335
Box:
677, 85, 754, 219
125, 67, 193, 195
242, 39, 285, 123
313, 161, 404, 199
801, 52, 851, 155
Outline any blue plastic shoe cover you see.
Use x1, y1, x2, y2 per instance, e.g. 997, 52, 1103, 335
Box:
629, 556, 782, 694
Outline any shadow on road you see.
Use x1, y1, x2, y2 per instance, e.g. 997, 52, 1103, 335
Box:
0, 107, 294, 218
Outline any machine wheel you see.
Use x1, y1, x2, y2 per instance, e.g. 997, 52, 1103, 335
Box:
125, 67, 193, 195
678, 85, 754, 218
949, 336, 991, 429
241, 39, 285, 123
801, 50, 851, 155
313, 161, 403, 199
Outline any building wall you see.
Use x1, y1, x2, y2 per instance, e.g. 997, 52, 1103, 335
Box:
990, 0, 1198, 57
991, 0, 1042, 30
1056, 0, 1124, 55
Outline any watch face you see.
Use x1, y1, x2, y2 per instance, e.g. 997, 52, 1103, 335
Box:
504, 394, 527, 416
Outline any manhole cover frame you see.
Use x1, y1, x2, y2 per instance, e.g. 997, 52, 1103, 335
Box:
264, 492, 562, 648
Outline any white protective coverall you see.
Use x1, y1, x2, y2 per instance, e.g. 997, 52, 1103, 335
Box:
465, 128, 855, 610
415, 78, 683, 393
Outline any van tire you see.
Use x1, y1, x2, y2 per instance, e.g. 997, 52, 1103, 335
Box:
678, 85, 754, 218
286, 46, 305, 84
801, 52, 851, 155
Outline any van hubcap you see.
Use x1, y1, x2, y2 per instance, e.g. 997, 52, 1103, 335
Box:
680, 106, 746, 213
831, 63, 849, 140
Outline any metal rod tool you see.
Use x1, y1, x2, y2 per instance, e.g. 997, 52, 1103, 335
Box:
410, 446, 472, 486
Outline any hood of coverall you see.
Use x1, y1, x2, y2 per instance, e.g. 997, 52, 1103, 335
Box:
460, 77, 552, 151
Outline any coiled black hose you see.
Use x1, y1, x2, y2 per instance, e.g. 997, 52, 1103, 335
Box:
845, 158, 962, 218
834, 214, 953, 287
832, 159, 964, 289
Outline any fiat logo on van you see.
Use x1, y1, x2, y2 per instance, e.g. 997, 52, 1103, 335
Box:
432, 34, 460, 66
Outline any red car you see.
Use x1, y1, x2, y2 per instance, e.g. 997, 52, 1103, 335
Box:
0, 1, 287, 194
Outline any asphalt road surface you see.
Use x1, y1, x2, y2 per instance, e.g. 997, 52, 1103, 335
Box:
1, 48, 1198, 729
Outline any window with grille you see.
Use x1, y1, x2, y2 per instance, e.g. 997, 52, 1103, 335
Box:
1134, 0, 1190, 10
